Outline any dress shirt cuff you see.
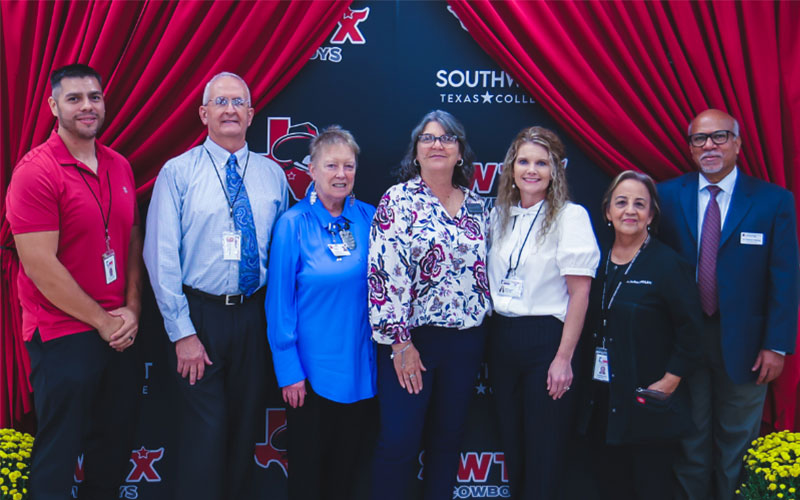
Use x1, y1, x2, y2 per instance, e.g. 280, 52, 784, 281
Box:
771, 350, 786, 356
274, 347, 306, 388
165, 316, 197, 343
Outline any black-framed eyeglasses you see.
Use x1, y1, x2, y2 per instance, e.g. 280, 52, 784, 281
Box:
206, 96, 249, 108
418, 133, 458, 145
688, 130, 736, 148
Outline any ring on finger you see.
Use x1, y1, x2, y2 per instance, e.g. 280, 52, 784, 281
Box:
409, 373, 416, 379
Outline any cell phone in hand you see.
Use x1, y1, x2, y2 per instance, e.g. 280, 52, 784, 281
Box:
635, 387, 670, 401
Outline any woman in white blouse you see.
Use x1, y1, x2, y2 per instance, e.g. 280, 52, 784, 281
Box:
487, 126, 600, 499
368, 110, 491, 500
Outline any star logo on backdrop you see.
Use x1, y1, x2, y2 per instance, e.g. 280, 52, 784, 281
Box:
475, 382, 487, 394
481, 91, 493, 103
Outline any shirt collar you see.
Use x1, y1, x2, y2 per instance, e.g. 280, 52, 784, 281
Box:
48, 130, 107, 173
203, 137, 249, 171
510, 199, 545, 217
698, 166, 738, 195
307, 188, 353, 228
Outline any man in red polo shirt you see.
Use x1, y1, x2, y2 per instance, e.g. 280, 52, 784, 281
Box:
5, 64, 143, 500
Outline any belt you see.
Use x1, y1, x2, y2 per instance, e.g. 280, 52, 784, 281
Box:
182, 285, 264, 306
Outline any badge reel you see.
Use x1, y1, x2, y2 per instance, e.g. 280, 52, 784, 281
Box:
592, 339, 611, 383
222, 229, 242, 261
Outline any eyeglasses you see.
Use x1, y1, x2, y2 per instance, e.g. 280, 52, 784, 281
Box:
688, 130, 736, 148
418, 133, 458, 145
206, 96, 249, 108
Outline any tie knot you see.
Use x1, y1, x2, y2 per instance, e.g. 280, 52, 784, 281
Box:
227, 154, 238, 170
707, 185, 721, 199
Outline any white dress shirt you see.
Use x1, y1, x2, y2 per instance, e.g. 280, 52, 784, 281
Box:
488, 201, 600, 321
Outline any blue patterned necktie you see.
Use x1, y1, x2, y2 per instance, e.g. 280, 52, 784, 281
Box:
225, 153, 259, 296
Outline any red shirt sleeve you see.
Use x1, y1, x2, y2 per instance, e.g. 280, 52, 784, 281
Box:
6, 160, 61, 234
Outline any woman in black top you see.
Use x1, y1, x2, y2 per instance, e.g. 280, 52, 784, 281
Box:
578, 170, 703, 500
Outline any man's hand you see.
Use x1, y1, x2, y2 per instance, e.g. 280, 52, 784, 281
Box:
752, 349, 785, 385
176, 335, 213, 385
282, 380, 307, 409
107, 306, 139, 351
97, 314, 125, 345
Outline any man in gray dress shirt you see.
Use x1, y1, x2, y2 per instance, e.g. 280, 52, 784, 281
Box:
143, 72, 288, 500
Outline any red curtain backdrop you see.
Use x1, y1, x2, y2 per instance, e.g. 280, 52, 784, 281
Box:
0, 0, 352, 428
447, 0, 800, 431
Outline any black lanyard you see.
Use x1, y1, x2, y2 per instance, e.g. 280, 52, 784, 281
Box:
505, 202, 543, 278
600, 235, 650, 326
205, 147, 250, 219
76, 167, 112, 250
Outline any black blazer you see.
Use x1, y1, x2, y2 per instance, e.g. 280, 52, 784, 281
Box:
578, 238, 703, 444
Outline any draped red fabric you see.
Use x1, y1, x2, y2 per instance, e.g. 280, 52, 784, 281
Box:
0, 0, 351, 427
447, 0, 800, 431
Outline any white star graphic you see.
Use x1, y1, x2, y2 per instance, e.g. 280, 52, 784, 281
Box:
481, 91, 493, 103
287, 171, 296, 180
475, 382, 487, 394
136, 447, 149, 459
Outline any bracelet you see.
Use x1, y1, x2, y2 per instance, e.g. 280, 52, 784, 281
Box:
390, 343, 412, 360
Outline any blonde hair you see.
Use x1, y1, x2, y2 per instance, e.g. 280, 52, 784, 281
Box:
495, 126, 569, 240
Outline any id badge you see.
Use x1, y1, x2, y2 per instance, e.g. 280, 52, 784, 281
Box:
498, 277, 524, 298
328, 243, 351, 258
102, 249, 117, 285
592, 346, 611, 382
222, 230, 242, 261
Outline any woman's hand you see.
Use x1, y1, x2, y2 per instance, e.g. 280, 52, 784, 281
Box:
392, 341, 427, 395
647, 373, 681, 395
547, 354, 573, 400
282, 379, 307, 408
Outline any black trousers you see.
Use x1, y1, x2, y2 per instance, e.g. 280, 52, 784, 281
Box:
489, 314, 576, 500
26, 329, 138, 500
286, 385, 375, 500
587, 438, 678, 500
169, 291, 272, 500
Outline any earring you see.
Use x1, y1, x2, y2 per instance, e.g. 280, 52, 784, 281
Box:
647, 224, 651, 233
512, 183, 517, 189
310, 188, 317, 205
413, 158, 420, 168
456, 158, 464, 167
349, 191, 356, 206
607, 221, 612, 227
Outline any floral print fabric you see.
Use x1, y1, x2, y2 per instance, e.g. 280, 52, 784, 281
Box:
368, 176, 491, 344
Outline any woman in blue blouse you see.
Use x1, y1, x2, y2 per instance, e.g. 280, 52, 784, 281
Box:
368, 110, 491, 500
266, 126, 376, 500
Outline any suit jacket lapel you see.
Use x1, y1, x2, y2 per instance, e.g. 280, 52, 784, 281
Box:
721, 173, 754, 247
679, 173, 699, 247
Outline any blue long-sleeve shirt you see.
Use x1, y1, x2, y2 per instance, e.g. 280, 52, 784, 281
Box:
266, 195, 376, 403
144, 137, 288, 342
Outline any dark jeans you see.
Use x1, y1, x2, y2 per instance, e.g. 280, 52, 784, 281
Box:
370, 324, 486, 500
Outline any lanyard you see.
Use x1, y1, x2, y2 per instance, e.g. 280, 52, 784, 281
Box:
205, 147, 250, 219
326, 219, 351, 243
600, 235, 650, 324
76, 167, 113, 251
505, 202, 543, 278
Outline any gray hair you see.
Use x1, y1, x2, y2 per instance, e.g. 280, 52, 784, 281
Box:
310, 125, 360, 164
202, 72, 251, 105
687, 116, 740, 136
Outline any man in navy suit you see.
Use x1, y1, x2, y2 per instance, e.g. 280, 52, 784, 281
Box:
658, 109, 799, 499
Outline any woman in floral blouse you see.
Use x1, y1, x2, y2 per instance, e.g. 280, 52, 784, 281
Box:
368, 110, 490, 500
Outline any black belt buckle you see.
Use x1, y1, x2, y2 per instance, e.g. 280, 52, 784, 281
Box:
224, 294, 244, 306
